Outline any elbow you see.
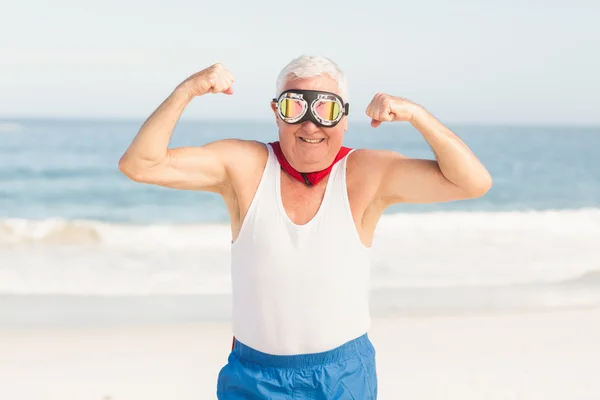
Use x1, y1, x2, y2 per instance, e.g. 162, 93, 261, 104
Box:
118, 152, 167, 183
118, 155, 146, 183
465, 172, 493, 198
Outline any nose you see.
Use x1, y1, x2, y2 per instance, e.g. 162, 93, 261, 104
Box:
301, 120, 320, 134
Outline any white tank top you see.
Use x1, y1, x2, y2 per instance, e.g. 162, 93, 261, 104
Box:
230, 143, 372, 355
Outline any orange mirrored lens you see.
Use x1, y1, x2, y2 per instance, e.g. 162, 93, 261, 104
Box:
314, 100, 341, 121
279, 99, 304, 118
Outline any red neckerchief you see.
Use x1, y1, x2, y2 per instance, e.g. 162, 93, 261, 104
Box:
269, 141, 352, 186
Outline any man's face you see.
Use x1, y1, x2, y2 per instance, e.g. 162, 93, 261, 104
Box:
271, 75, 348, 173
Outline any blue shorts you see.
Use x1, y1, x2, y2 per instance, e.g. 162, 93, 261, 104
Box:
216, 333, 378, 399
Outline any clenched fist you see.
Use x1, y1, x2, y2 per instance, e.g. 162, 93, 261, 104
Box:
178, 63, 235, 98
365, 93, 422, 128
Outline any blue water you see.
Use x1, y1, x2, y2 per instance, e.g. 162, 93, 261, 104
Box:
1, 118, 599, 223
1, 118, 600, 323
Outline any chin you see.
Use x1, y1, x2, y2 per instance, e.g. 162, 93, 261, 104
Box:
293, 138, 334, 170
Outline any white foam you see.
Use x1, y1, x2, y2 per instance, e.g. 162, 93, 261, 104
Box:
0, 218, 232, 249
1, 209, 599, 296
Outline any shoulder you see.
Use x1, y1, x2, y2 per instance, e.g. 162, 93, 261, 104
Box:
344, 149, 401, 207
346, 148, 407, 178
209, 139, 269, 170
345, 148, 410, 210
234, 139, 269, 166
214, 138, 268, 157
221, 139, 270, 185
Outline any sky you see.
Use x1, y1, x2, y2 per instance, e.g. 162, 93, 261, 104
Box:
1, 0, 599, 125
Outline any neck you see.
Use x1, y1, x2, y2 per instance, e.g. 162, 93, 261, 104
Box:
269, 141, 352, 186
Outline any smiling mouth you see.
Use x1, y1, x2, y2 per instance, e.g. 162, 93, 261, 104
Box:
299, 137, 325, 144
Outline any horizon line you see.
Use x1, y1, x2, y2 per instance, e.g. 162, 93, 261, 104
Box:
1, 115, 599, 129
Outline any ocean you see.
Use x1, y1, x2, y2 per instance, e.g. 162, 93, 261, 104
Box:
1, 118, 599, 327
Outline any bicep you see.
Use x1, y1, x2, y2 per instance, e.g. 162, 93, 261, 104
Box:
130, 139, 242, 193
376, 154, 470, 206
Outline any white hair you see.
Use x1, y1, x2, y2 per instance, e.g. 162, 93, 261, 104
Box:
275, 55, 349, 102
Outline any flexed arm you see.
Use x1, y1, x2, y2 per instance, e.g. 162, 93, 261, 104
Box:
118, 63, 241, 194
365, 93, 493, 205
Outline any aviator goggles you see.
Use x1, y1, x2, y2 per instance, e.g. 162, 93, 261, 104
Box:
273, 89, 349, 128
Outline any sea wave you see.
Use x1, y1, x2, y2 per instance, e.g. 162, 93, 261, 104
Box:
1, 209, 599, 296
2, 208, 599, 247
0, 218, 232, 248
560, 270, 600, 286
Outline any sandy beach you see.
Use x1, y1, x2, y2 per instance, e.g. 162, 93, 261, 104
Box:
1, 307, 599, 400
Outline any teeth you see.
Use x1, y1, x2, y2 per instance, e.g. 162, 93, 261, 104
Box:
300, 138, 324, 144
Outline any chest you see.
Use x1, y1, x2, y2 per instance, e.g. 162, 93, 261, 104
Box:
278, 169, 373, 226
279, 172, 329, 226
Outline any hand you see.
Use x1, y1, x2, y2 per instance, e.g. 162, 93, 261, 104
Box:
365, 93, 421, 128
177, 63, 235, 98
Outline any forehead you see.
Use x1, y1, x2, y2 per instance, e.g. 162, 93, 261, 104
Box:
281, 75, 340, 96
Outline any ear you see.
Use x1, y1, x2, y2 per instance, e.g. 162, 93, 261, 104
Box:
270, 101, 281, 127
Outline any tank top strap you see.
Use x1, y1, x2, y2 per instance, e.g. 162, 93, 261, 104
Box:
261, 142, 279, 192
265, 142, 277, 173
327, 149, 354, 196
